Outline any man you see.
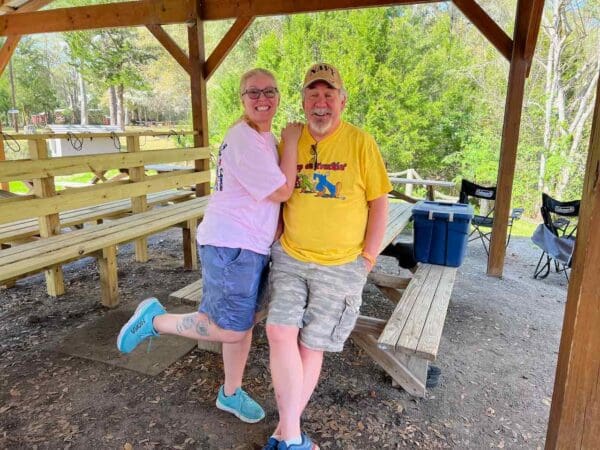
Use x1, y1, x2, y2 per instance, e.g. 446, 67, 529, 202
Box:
263, 63, 392, 450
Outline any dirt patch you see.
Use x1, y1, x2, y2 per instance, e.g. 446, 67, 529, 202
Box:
0, 230, 566, 449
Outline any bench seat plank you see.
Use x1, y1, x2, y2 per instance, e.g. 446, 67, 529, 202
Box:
377, 264, 457, 361
0, 196, 209, 283
170, 279, 203, 304
0, 189, 194, 244
379, 201, 413, 251
417, 267, 457, 358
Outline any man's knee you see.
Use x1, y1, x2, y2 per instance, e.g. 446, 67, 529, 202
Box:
266, 323, 299, 344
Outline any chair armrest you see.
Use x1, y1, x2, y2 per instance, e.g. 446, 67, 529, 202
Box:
510, 207, 524, 220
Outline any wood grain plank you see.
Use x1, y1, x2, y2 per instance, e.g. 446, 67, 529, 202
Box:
395, 264, 444, 359
0, 170, 210, 223
377, 264, 432, 350
0, 146, 209, 182
415, 266, 457, 359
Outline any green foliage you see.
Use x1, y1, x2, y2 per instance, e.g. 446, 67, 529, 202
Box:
12, 38, 59, 118
64, 29, 156, 91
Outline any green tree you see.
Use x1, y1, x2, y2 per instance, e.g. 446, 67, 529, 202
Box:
12, 38, 59, 124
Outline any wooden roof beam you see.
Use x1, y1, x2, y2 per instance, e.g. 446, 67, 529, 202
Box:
0, 0, 198, 36
452, 0, 512, 62
146, 24, 191, 75
204, 16, 254, 80
0, 34, 19, 73
201, 0, 445, 21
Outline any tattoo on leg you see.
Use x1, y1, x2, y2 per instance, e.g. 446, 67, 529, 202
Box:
175, 314, 196, 334
196, 318, 210, 337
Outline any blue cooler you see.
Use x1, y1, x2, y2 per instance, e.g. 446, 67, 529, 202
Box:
412, 201, 474, 267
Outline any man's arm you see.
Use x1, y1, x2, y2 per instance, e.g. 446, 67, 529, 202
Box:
362, 194, 389, 271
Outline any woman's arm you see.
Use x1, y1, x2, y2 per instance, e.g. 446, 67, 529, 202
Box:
267, 122, 302, 202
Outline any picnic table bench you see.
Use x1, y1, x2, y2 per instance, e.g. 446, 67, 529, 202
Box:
0, 131, 210, 307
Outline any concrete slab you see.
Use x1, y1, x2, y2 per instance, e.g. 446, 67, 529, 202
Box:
56, 304, 197, 376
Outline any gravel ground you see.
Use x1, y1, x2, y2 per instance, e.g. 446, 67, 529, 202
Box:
0, 229, 568, 449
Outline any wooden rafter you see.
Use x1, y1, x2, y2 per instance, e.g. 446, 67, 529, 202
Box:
204, 16, 254, 80
487, 0, 539, 276
451, 0, 512, 62
0, 0, 197, 36
146, 24, 191, 75
0, 34, 19, 73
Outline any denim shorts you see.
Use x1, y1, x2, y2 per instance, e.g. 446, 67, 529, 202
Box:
198, 245, 269, 332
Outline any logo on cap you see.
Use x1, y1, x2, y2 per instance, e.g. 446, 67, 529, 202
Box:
303, 63, 343, 90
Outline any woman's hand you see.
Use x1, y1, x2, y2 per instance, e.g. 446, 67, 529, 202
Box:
281, 121, 303, 146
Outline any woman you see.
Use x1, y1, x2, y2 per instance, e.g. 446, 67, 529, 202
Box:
117, 68, 300, 424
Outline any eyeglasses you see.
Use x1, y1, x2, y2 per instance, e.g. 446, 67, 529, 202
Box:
310, 144, 318, 171
242, 87, 279, 99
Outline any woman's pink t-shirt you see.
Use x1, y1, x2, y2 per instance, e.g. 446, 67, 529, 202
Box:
196, 121, 285, 255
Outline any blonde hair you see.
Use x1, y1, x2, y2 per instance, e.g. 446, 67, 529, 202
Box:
237, 68, 278, 132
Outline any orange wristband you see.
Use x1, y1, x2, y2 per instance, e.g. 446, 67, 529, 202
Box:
361, 251, 376, 267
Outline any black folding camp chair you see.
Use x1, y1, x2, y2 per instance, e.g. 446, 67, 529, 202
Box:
458, 179, 524, 255
532, 193, 580, 281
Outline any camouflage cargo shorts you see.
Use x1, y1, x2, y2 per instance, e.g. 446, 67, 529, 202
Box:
266, 241, 369, 352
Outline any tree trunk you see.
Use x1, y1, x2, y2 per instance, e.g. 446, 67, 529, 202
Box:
116, 84, 125, 130
108, 86, 117, 126
78, 71, 88, 126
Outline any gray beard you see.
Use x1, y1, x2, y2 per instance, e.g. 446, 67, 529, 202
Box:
308, 118, 332, 136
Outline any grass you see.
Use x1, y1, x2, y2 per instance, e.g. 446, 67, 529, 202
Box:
510, 217, 538, 237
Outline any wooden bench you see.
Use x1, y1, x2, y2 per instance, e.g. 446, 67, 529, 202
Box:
353, 263, 457, 397
348, 201, 459, 397
0, 131, 210, 306
0, 189, 194, 245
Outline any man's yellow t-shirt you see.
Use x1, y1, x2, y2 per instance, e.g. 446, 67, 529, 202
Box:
280, 121, 392, 265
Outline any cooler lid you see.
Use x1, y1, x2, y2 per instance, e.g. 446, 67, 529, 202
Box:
412, 201, 474, 221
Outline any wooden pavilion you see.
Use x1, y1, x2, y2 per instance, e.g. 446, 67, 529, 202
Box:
0, 0, 597, 447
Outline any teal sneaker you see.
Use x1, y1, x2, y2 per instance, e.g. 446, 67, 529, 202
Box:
117, 297, 166, 353
215, 386, 265, 423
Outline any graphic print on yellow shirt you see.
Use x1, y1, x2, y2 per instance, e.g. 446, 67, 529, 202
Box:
280, 121, 392, 265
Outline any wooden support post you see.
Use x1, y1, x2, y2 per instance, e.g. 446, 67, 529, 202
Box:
545, 73, 600, 449
0, 243, 15, 288
183, 217, 198, 270
487, 0, 532, 277
126, 135, 148, 262
98, 245, 119, 308
0, 122, 7, 191
188, 14, 210, 197
28, 138, 64, 296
